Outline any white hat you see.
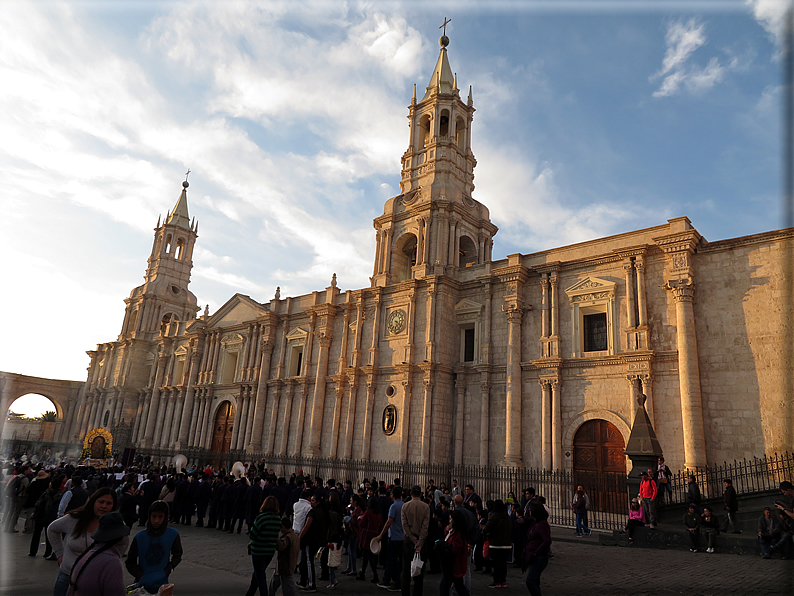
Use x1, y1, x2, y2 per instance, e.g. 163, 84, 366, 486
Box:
370, 537, 381, 554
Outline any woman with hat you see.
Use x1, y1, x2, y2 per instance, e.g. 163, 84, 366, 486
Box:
48, 487, 123, 596
68, 511, 129, 595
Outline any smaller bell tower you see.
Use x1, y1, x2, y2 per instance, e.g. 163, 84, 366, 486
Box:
371, 31, 497, 287
118, 175, 200, 341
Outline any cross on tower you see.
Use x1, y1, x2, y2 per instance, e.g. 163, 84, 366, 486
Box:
184, 169, 191, 182
439, 17, 451, 36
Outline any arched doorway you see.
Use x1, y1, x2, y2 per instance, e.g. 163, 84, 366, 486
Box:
210, 401, 235, 454
573, 419, 626, 514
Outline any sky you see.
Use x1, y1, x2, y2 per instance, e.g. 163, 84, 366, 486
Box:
0, 0, 789, 407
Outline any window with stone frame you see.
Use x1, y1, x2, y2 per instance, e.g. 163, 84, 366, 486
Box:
564, 277, 617, 358
455, 299, 482, 364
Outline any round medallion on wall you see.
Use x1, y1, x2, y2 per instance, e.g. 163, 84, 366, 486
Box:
386, 309, 407, 335
382, 404, 397, 436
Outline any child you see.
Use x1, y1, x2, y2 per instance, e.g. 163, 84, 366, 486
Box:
270, 516, 300, 596
326, 506, 344, 589
126, 500, 183, 594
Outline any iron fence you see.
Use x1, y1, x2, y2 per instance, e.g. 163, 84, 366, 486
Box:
665, 452, 794, 504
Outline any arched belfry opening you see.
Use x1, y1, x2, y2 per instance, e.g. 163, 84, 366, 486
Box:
455, 116, 466, 149
392, 233, 418, 282
439, 109, 450, 137
418, 114, 432, 149
459, 235, 478, 267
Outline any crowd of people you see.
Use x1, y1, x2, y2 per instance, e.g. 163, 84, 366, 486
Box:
2, 455, 556, 595
4, 450, 793, 596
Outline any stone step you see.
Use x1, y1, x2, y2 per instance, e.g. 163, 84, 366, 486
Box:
596, 524, 774, 557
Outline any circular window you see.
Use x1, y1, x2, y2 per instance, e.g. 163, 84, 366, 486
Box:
171, 285, 180, 295
385, 385, 395, 398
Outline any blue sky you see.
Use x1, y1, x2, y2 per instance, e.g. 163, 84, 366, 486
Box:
0, 0, 787, 391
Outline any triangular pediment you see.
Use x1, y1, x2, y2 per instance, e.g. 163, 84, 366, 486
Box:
455, 299, 483, 314
564, 276, 616, 297
286, 327, 309, 341
206, 293, 268, 329
174, 345, 189, 356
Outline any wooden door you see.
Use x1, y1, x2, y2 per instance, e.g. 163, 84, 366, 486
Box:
573, 419, 626, 513
210, 401, 235, 455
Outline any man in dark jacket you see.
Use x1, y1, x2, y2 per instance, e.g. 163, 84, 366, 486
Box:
208, 475, 226, 529
722, 479, 740, 533
195, 473, 212, 527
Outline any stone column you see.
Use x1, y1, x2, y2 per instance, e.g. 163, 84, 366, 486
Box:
636, 256, 649, 349
416, 220, 425, 266
142, 353, 168, 447
161, 391, 177, 446
422, 217, 432, 265
540, 277, 549, 357
453, 376, 465, 466
665, 279, 707, 469
479, 381, 490, 466
361, 380, 376, 460
201, 396, 215, 448
329, 383, 345, 458
292, 382, 308, 456
550, 273, 559, 357
151, 390, 169, 448
448, 219, 457, 267
540, 380, 552, 470
624, 261, 636, 330
402, 379, 414, 461
306, 333, 332, 457
342, 372, 358, 459
189, 392, 203, 447
176, 347, 202, 449
248, 340, 275, 452
373, 229, 383, 277
278, 382, 294, 456
383, 229, 393, 275
551, 380, 562, 470
502, 304, 524, 467
230, 391, 244, 450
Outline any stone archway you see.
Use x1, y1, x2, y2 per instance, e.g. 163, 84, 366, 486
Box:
0, 372, 85, 444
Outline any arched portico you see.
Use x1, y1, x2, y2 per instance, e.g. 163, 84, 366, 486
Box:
0, 372, 85, 444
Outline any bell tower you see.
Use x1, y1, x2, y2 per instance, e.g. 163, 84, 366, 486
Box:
371, 32, 497, 287
118, 175, 200, 340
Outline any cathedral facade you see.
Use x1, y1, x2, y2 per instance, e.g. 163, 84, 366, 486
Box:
67, 38, 791, 473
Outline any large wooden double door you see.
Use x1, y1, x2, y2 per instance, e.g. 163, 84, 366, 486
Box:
210, 401, 235, 454
573, 419, 626, 513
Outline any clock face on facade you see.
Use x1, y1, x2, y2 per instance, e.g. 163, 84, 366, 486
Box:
386, 309, 407, 335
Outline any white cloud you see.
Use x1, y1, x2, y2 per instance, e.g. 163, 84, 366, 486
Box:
747, 0, 790, 46
650, 18, 735, 98
658, 19, 707, 76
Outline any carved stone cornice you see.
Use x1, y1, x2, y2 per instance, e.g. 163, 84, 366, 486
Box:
652, 230, 702, 255
613, 245, 649, 259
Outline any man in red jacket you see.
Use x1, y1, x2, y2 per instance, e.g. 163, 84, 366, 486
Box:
639, 471, 658, 529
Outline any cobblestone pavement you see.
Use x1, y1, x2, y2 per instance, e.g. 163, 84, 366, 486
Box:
2, 525, 792, 595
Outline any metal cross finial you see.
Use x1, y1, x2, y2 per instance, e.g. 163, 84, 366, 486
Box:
439, 17, 451, 36
185, 169, 191, 182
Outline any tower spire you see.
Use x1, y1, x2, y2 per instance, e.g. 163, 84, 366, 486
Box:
167, 175, 191, 230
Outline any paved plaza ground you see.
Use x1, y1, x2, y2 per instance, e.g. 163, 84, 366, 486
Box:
1, 524, 792, 595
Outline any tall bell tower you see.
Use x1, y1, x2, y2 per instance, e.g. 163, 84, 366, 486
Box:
371, 32, 497, 286
118, 176, 200, 341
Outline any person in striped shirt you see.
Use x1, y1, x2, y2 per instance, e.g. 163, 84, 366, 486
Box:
245, 496, 282, 596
